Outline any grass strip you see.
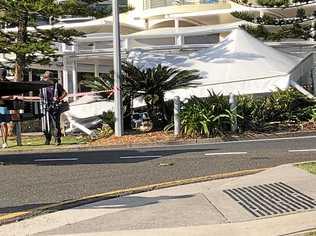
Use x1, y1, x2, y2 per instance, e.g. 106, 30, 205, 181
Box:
297, 162, 316, 175
5, 135, 86, 151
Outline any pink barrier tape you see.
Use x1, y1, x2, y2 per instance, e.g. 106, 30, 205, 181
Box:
2, 89, 116, 102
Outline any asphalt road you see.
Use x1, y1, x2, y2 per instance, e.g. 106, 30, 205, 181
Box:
1, 135, 316, 214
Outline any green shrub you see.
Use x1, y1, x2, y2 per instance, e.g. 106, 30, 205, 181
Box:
241, 23, 312, 41
257, 0, 289, 7
240, 25, 269, 39
180, 91, 236, 137
237, 89, 316, 131
263, 15, 277, 25
96, 111, 115, 139
296, 8, 306, 19
96, 124, 114, 139
287, 23, 311, 40
101, 111, 115, 130
231, 11, 256, 22
179, 89, 316, 136
237, 95, 265, 131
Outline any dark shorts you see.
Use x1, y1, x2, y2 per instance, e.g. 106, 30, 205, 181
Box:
0, 114, 10, 124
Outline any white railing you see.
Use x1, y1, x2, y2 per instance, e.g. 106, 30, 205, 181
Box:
143, 0, 220, 9
60, 37, 217, 57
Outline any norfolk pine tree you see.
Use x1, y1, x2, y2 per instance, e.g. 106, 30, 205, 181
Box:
0, 0, 109, 81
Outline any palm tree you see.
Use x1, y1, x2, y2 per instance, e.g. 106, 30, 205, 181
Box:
81, 72, 114, 98
81, 61, 144, 100
135, 64, 201, 129
81, 62, 143, 129
82, 62, 201, 130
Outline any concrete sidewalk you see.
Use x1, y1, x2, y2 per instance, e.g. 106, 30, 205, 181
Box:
1, 164, 316, 236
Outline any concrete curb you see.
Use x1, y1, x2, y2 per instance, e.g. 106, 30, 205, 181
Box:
0, 168, 265, 226
2, 130, 316, 156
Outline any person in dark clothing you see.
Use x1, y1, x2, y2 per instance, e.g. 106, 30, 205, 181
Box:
40, 71, 67, 145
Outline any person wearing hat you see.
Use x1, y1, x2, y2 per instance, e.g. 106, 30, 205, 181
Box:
0, 69, 10, 148
40, 71, 67, 145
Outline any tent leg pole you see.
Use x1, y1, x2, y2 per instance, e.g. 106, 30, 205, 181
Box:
64, 113, 94, 137
290, 80, 315, 100
229, 93, 237, 133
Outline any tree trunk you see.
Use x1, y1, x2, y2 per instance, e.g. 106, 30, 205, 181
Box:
15, 13, 28, 81
14, 63, 24, 82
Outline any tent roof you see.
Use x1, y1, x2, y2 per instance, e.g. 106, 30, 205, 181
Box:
190, 28, 301, 83
129, 28, 309, 98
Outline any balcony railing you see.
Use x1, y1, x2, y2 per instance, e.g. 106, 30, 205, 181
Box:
143, 0, 219, 10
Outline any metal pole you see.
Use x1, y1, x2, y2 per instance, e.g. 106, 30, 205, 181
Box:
229, 93, 237, 132
15, 121, 22, 146
94, 64, 100, 78
62, 44, 69, 95
72, 60, 78, 101
13, 99, 22, 146
113, 0, 123, 136
174, 96, 181, 136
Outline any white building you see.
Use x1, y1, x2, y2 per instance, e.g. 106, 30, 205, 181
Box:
3, 0, 313, 97
1, 0, 313, 133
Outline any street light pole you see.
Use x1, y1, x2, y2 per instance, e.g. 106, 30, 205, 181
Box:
112, 0, 123, 136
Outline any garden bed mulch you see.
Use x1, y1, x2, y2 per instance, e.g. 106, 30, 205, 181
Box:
91, 131, 180, 146
90, 121, 316, 147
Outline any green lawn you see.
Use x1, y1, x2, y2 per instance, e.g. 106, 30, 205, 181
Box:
3, 135, 87, 151
297, 162, 316, 175
304, 232, 316, 236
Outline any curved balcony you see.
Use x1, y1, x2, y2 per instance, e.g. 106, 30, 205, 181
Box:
130, 0, 231, 20
143, 0, 220, 10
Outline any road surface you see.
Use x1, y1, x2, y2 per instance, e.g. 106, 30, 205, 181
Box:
1, 135, 316, 214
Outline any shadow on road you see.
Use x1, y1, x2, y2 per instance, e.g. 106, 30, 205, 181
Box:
0, 148, 218, 166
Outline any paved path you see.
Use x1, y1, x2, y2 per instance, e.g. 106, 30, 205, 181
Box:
2, 135, 316, 216
1, 164, 316, 236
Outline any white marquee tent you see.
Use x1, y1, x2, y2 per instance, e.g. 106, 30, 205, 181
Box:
129, 28, 314, 101
67, 29, 315, 135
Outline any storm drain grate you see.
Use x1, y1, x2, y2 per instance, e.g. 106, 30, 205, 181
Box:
223, 182, 316, 217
